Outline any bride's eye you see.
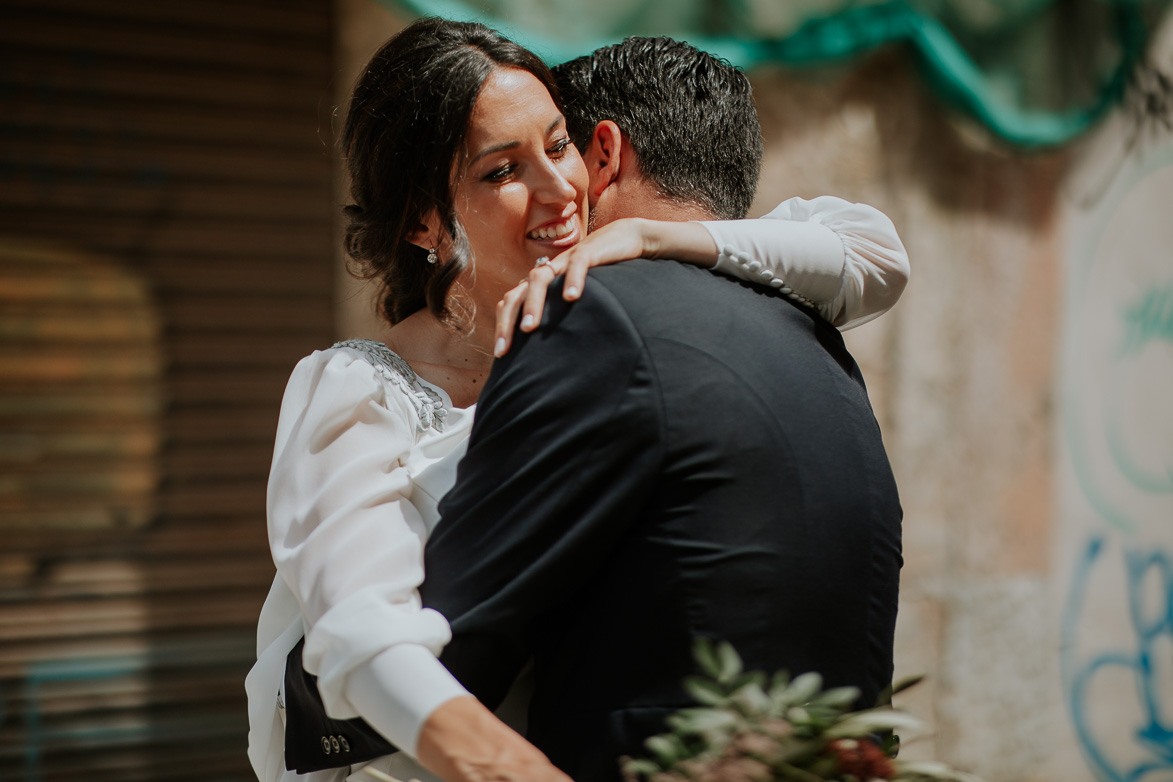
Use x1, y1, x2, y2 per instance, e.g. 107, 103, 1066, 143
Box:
483, 163, 516, 182
547, 137, 571, 158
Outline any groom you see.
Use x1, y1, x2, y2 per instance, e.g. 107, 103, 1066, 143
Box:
413, 37, 904, 782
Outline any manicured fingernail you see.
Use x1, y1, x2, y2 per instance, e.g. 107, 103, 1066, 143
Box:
565, 286, 579, 299
494, 338, 506, 357
520, 314, 535, 330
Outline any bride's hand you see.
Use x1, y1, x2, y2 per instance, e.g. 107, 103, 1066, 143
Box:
493, 218, 717, 356
417, 696, 573, 782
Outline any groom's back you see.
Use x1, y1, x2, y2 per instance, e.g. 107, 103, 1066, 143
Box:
523, 260, 902, 778
426, 258, 901, 782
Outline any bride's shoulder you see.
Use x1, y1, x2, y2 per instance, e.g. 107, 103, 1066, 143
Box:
290, 339, 448, 432
328, 338, 414, 381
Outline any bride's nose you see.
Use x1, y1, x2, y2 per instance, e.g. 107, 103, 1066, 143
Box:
532, 158, 577, 206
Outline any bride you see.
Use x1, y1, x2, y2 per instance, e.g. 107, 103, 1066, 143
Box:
246, 16, 909, 782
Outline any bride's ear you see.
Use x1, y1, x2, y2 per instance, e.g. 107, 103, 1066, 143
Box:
584, 120, 623, 199
407, 210, 444, 253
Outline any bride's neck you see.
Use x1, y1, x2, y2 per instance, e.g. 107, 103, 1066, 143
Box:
383, 308, 494, 407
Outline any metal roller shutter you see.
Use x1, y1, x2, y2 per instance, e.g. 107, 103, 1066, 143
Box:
0, 1, 335, 778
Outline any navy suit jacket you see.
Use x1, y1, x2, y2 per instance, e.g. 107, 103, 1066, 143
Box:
421, 259, 903, 781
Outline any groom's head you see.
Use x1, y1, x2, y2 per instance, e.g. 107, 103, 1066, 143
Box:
553, 36, 762, 228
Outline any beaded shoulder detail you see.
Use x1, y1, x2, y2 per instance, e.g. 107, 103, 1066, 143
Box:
331, 339, 447, 432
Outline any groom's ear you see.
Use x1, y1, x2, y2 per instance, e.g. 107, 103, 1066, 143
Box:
584, 120, 624, 201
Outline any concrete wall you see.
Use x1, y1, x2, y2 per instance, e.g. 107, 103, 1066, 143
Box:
748, 51, 1069, 778
1050, 34, 1173, 781
747, 18, 1173, 781
334, 4, 1173, 779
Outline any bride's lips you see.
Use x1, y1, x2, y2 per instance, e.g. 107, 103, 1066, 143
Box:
526, 213, 581, 248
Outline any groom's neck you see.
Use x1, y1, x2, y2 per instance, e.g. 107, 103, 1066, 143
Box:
628, 196, 714, 223
592, 178, 716, 230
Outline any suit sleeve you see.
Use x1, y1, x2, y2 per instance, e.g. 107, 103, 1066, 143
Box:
420, 280, 663, 711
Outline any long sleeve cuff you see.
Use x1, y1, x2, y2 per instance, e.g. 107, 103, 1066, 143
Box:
698, 218, 847, 306
344, 643, 470, 758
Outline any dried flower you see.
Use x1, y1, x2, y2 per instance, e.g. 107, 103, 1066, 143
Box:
826, 738, 895, 780
622, 639, 980, 782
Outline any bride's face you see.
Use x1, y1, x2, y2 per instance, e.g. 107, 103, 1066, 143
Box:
450, 67, 588, 308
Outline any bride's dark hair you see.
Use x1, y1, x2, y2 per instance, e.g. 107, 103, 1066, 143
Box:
341, 18, 561, 326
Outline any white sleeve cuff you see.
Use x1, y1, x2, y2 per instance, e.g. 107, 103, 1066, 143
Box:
698, 218, 847, 305
345, 643, 470, 758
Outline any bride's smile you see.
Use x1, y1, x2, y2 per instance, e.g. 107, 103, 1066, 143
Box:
446, 66, 589, 307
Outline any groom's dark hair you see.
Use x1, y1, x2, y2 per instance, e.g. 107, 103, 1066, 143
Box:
553, 36, 762, 220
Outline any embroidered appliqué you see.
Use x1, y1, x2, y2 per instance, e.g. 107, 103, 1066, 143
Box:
332, 339, 447, 432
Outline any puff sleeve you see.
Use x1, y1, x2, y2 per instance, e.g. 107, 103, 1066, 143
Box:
267, 348, 467, 755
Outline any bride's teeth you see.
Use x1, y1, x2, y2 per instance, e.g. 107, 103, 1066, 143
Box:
529, 217, 574, 240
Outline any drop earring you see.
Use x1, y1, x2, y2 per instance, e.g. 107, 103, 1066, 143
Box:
426, 247, 438, 264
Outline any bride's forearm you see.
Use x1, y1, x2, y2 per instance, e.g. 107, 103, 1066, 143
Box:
632, 218, 720, 266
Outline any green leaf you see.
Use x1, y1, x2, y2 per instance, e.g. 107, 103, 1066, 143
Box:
775, 736, 827, 765
683, 675, 729, 706
621, 758, 663, 778
666, 707, 738, 738
785, 706, 812, 726
876, 674, 925, 707
729, 682, 770, 715
691, 638, 723, 680
783, 671, 823, 705
715, 641, 743, 683
730, 670, 768, 691
826, 708, 924, 738
770, 669, 792, 694
891, 674, 926, 697
810, 685, 860, 710
643, 734, 682, 765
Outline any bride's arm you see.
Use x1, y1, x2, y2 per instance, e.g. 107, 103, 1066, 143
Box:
699, 196, 909, 329
493, 196, 909, 355
268, 347, 467, 759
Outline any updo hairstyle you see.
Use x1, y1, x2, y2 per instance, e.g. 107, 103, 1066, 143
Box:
341, 17, 561, 327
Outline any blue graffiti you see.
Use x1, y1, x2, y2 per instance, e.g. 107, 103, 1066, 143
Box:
1119, 284, 1173, 358
1063, 536, 1173, 782
1106, 282, 1173, 496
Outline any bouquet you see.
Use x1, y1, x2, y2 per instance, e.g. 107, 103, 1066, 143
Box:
621, 640, 980, 782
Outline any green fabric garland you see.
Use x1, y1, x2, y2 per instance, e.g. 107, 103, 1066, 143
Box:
380, 0, 1168, 149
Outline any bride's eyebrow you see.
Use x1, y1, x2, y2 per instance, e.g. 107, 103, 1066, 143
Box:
469, 116, 565, 164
